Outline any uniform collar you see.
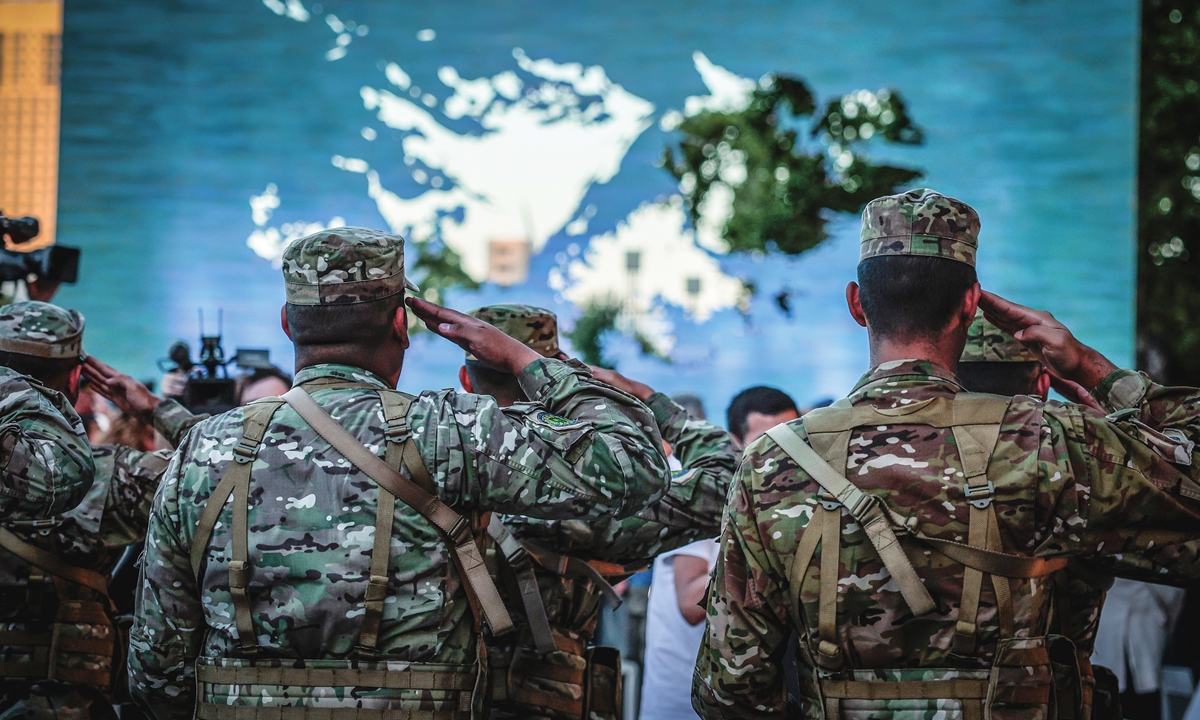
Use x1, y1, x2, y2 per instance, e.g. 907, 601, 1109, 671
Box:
293, 363, 393, 390
850, 359, 965, 398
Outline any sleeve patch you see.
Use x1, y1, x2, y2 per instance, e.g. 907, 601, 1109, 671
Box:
532, 410, 584, 431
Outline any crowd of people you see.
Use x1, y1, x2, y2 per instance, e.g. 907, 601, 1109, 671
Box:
0, 188, 1198, 720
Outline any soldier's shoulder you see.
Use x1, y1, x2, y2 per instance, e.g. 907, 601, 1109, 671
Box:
738, 419, 814, 488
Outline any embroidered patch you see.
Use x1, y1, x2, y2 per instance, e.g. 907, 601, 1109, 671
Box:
671, 468, 699, 485
533, 410, 583, 430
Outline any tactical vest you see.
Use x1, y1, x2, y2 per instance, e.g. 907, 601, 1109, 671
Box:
484, 517, 637, 720
189, 380, 515, 720
769, 393, 1073, 720
0, 526, 118, 698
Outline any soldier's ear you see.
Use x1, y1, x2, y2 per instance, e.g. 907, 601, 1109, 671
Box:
459, 366, 473, 393
959, 282, 982, 329
1036, 367, 1052, 399
280, 305, 293, 340
846, 282, 868, 328
392, 303, 410, 351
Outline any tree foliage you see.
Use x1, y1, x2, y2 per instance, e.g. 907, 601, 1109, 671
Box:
660, 75, 924, 256
1138, 0, 1200, 383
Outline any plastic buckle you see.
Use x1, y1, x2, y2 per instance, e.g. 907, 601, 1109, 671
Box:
845, 492, 873, 519
384, 418, 411, 443
232, 439, 257, 464
448, 516, 472, 544
964, 481, 996, 509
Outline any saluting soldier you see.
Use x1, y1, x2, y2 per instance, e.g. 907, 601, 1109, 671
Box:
0, 302, 95, 520
457, 304, 738, 720
694, 189, 1200, 720
128, 228, 671, 720
0, 301, 202, 719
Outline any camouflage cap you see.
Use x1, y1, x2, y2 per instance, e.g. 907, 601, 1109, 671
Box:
959, 308, 1037, 363
466, 304, 559, 361
860, 188, 980, 267
282, 227, 418, 306
0, 301, 85, 360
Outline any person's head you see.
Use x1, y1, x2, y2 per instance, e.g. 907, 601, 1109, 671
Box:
727, 386, 800, 447
0, 301, 85, 401
279, 227, 419, 384
672, 393, 706, 420
846, 189, 982, 365
956, 309, 1050, 398
236, 365, 294, 405
459, 304, 559, 407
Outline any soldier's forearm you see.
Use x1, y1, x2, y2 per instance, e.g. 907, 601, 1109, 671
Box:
152, 398, 205, 449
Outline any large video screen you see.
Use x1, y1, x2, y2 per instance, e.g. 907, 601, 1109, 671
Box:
58, 0, 1138, 414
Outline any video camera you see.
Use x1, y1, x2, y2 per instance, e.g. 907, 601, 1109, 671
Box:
158, 310, 275, 415
0, 212, 81, 285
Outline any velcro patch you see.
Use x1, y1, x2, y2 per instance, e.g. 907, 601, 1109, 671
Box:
532, 410, 584, 431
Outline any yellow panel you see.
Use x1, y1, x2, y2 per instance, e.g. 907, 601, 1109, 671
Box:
0, 0, 61, 250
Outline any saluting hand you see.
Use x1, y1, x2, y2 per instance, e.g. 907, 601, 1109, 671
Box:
979, 291, 1117, 392
405, 297, 541, 375
82, 356, 162, 425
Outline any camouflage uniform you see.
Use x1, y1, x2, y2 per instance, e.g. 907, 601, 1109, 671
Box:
0, 400, 200, 720
0, 303, 94, 520
466, 305, 738, 720
128, 229, 671, 720
958, 309, 1116, 720
694, 190, 1200, 720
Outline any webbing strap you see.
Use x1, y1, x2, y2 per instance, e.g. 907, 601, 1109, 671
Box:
785, 506, 823, 631
196, 706, 469, 720
230, 451, 257, 654
951, 421, 1004, 654
190, 400, 285, 581
803, 395, 1008, 434
196, 663, 477, 690
816, 502, 842, 670
486, 516, 557, 655
519, 540, 627, 608
765, 425, 937, 618
282, 387, 513, 636
824, 678, 991, 699
357, 487, 396, 657
0, 528, 109, 595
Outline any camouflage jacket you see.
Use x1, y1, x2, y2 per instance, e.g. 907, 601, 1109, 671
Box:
694, 360, 1200, 720
0, 399, 199, 718
129, 360, 670, 720
499, 392, 737, 631
0, 367, 94, 520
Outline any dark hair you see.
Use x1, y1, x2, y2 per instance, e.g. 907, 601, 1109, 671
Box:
727, 386, 798, 441
235, 365, 294, 403
857, 256, 978, 341
956, 361, 1042, 397
0, 351, 80, 388
464, 359, 525, 405
285, 293, 404, 347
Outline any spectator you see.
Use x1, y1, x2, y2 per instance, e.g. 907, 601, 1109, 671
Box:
235, 365, 292, 405
725, 385, 800, 449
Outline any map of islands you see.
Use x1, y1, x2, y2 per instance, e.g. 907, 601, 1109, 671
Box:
246, 8, 755, 354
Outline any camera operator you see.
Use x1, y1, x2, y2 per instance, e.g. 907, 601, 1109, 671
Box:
0, 213, 80, 306
0, 300, 204, 719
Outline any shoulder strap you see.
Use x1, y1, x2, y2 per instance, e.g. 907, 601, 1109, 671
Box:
487, 516, 557, 655
765, 424, 937, 618
765, 422, 1067, 579
281, 386, 514, 637
0, 527, 109, 595
189, 399, 284, 581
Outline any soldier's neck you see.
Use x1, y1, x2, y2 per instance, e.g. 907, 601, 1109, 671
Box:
868, 334, 963, 375
294, 346, 403, 388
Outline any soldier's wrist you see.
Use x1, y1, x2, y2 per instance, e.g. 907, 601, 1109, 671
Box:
1091, 368, 1149, 412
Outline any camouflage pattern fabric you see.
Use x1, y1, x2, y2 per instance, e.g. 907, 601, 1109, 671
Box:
467, 305, 559, 361
282, 227, 418, 306
0, 399, 199, 720
860, 188, 980, 267
492, 391, 737, 720
694, 359, 1200, 720
0, 366, 93, 520
0, 302, 85, 360
960, 309, 1037, 363
129, 360, 670, 720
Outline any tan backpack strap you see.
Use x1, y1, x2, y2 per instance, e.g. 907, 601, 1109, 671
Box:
229, 450, 258, 655
487, 515, 557, 655
0, 528, 109, 596
785, 504, 824, 631
282, 387, 514, 636
355, 486, 396, 657
951, 419, 1005, 654
815, 498, 843, 671
519, 539, 625, 608
765, 424, 937, 618
189, 399, 284, 580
